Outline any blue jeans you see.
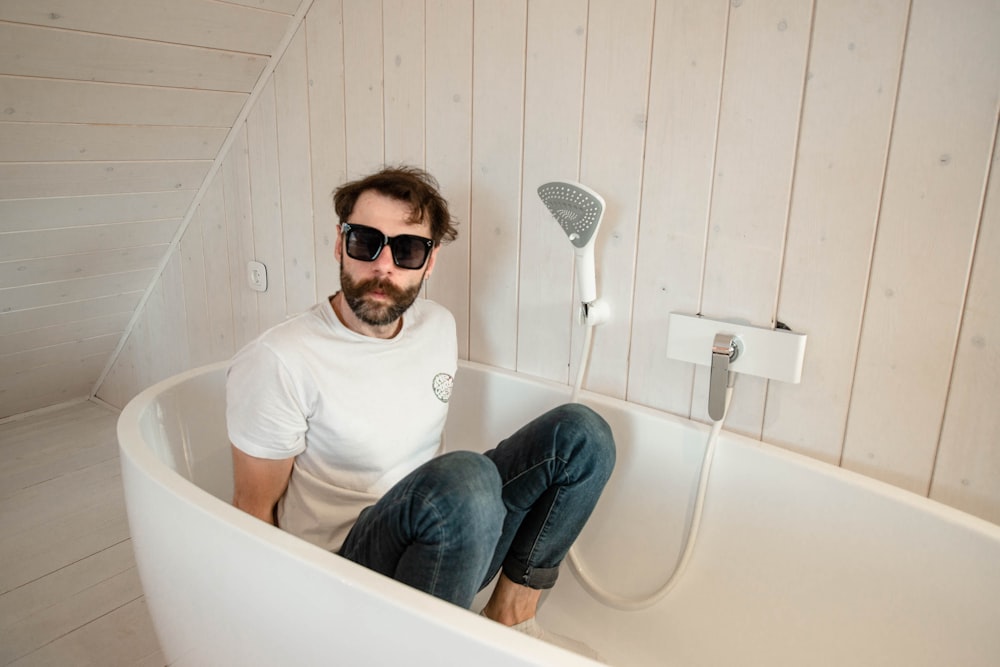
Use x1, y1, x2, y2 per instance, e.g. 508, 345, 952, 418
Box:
338, 404, 616, 608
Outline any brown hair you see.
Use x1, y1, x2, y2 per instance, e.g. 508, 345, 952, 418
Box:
332, 166, 458, 245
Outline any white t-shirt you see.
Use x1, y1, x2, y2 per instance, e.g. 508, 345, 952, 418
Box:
226, 297, 458, 552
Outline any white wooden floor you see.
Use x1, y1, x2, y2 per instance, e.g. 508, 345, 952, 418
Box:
0, 401, 165, 666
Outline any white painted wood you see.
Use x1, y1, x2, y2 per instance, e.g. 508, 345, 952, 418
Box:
1, 562, 141, 663
94, 320, 140, 411
0, 162, 210, 199
342, 0, 385, 174
626, 0, 729, 416
247, 79, 290, 329
0, 270, 154, 314
0, 191, 194, 233
576, 0, 656, 399
0, 334, 120, 377
0, 76, 246, 127
0, 21, 267, 92
469, 0, 526, 370
764, 0, 908, 464
424, 0, 473, 359
178, 214, 214, 368
0, 219, 181, 262
147, 251, 190, 386
222, 128, 260, 350
514, 0, 588, 386
8, 597, 162, 667
0, 294, 138, 337
305, 0, 348, 303
0, 355, 106, 418
225, 0, 303, 14
0, 0, 292, 54
0, 401, 162, 663
382, 0, 424, 168
0, 313, 130, 357
0, 245, 167, 288
0, 123, 227, 162
274, 23, 318, 316
694, 0, 813, 435
842, 0, 1000, 494
197, 176, 237, 363
931, 129, 1000, 524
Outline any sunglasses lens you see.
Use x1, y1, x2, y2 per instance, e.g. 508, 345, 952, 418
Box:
346, 226, 383, 261
390, 236, 431, 269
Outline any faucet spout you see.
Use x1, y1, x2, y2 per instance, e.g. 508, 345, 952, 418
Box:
709, 333, 740, 421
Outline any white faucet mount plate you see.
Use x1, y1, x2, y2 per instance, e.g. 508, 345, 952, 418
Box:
666, 313, 807, 384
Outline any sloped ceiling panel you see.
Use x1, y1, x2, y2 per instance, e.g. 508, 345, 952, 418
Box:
0, 0, 305, 419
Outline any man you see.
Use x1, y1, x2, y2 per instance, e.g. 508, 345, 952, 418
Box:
226, 166, 615, 659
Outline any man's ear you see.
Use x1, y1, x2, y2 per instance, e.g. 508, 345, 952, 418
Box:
423, 244, 441, 280
334, 225, 343, 264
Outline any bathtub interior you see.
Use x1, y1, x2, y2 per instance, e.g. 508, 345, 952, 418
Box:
125, 361, 1000, 667
136, 363, 234, 503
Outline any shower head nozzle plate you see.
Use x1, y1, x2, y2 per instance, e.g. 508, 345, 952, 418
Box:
538, 181, 605, 249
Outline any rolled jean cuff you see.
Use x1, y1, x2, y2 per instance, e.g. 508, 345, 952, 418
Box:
502, 557, 560, 590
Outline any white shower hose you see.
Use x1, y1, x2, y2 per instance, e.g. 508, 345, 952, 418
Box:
564, 323, 733, 612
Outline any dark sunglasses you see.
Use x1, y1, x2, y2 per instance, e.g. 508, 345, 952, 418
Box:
340, 222, 434, 270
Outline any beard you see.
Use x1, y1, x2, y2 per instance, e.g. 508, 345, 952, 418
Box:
339, 267, 424, 327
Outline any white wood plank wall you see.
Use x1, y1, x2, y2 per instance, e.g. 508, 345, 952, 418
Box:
96, 0, 1000, 526
0, 0, 303, 418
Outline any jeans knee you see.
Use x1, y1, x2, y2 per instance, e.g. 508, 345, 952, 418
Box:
553, 404, 616, 479
413, 451, 504, 543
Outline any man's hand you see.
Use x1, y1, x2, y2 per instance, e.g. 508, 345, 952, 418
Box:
231, 445, 294, 525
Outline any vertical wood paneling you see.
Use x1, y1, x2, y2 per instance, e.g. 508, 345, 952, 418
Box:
931, 128, 1000, 523
198, 177, 237, 363
274, 24, 318, 316
342, 0, 385, 174
577, 0, 656, 398
247, 80, 289, 330
515, 0, 588, 385
468, 0, 527, 369
627, 0, 730, 414
842, 0, 1000, 494
382, 0, 425, 167
178, 214, 213, 368
695, 0, 814, 435
222, 129, 260, 350
764, 0, 908, 463
305, 0, 348, 301
425, 0, 473, 359
142, 252, 189, 385
88, 0, 1000, 525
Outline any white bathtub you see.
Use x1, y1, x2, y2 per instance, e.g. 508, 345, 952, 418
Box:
118, 360, 1000, 666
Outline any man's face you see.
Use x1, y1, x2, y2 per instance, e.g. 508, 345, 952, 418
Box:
335, 190, 439, 335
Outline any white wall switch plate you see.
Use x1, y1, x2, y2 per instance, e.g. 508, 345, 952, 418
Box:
666, 312, 807, 384
247, 261, 267, 292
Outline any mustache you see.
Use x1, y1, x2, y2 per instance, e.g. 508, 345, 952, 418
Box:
353, 276, 410, 301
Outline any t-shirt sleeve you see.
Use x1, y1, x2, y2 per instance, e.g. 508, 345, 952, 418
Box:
226, 341, 308, 460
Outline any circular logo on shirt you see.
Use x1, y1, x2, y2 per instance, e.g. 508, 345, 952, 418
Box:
432, 373, 454, 403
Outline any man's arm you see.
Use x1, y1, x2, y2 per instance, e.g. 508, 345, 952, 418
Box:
231, 445, 294, 525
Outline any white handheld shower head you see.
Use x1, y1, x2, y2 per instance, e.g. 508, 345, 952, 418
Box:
537, 181, 605, 304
